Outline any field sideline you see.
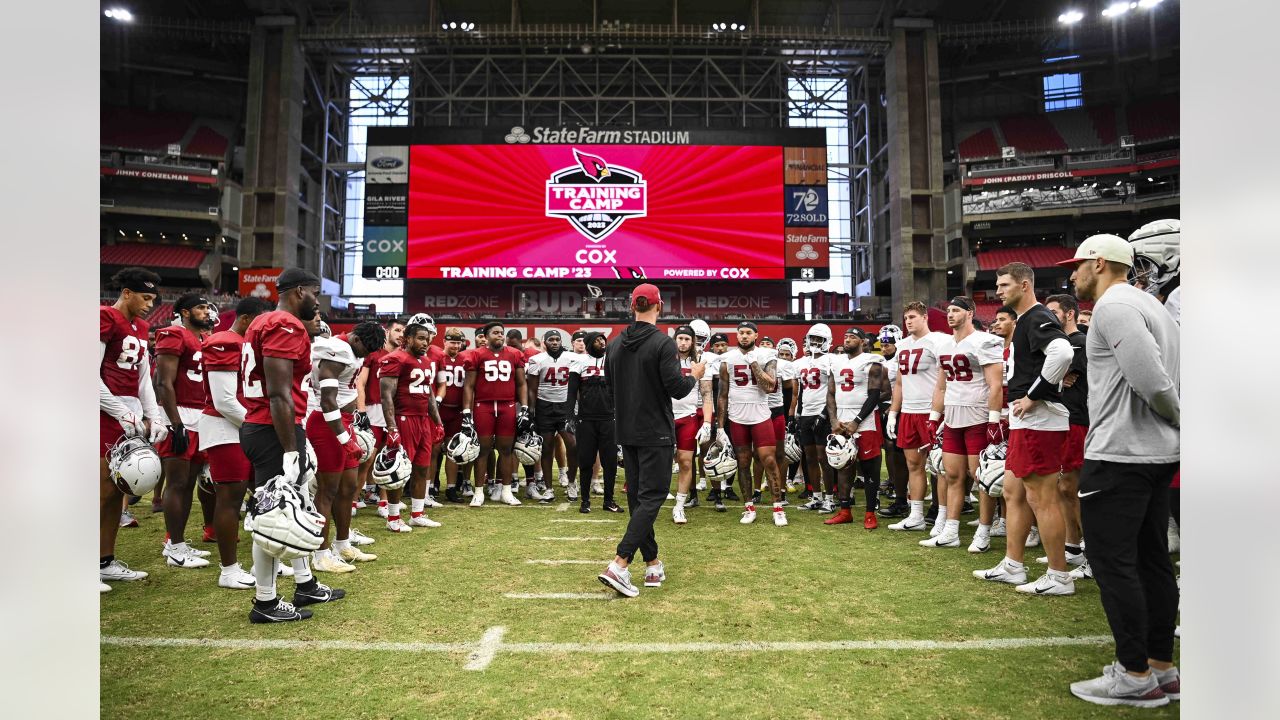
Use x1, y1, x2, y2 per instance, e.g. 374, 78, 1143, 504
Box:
102, 473, 1179, 719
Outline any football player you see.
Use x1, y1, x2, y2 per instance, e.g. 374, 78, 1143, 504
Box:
354, 317, 405, 518
876, 325, 910, 518
408, 313, 448, 508
701, 330, 731, 508
507, 328, 540, 489
308, 321, 386, 571
975, 262, 1076, 596
463, 321, 530, 506
760, 332, 797, 505
671, 325, 715, 523
716, 321, 786, 526
99, 267, 166, 591
568, 332, 620, 513
379, 321, 446, 530
436, 327, 473, 503
239, 268, 342, 623
1045, 294, 1090, 576
776, 338, 804, 493
973, 306, 1018, 543
199, 297, 271, 589
525, 330, 577, 502
824, 328, 887, 529
793, 324, 836, 512
155, 293, 219, 568
920, 298, 1004, 549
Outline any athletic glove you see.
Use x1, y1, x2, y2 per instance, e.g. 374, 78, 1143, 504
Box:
385, 428, 402, 450
281, 450, 301, 487
117, 411, 145, 438
564, 418, 577, 435
339, 431, 363, 460
168, 423, 189, 456
695, 421, 712, 446
986, 411, 1006, 446
786, 416, 798, 434
353, 410, 370, 431
148, 420, 170, 445
925, 411, 941, 445
516, 405, 532, 434
461, 410, 475, 432
886, 411, 899, 440
432, 422, 445, 444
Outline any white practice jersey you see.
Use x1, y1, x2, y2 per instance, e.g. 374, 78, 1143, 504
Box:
828, 352, 886, 432
894, 331, 951, 414
939, 330, 1004, 428
307, 336, 361, 414
526, 350, 576, 403
718, 347, 771, 424
768, 355, 794, 409
791, 352, 831, 417
568, 351, 607, 380
883, 351, 899, 385
672, 354, 704, 419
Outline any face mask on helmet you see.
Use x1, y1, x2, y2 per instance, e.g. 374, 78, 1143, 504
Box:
1127, 219, 1180, 297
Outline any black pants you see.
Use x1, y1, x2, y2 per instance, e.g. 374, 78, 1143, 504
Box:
239, 422, 306, 488
577, 417, 618, 502
616, 444, 673, 564
1079, 459, 1180, 673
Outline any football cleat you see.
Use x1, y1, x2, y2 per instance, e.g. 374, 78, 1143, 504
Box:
1036, 553, 1087, 567
672, 504, 687, 525
349, 529, 376, 546
824, 508, 854, 525
500, 486, 523, 506
249, 598, 312, 624
217, 564, 256, 590
1069, 561, 1094, 580
990, 517, 1008, 536
888, 516, 927, 532
339, 544, 377, 563
740, 507, 757, 524
603, 500, 624, 514
773, 508, 788, 527
100, 581, 112, 593
1025, 526, 1042, 548
377, 504, 390, 519
386, 518, 412, 533
409, 514, 442, 528
1015, 573, 1075, 596
100, 559, 148, 582
973, 559, 1027, 585
919, 533, 960, 548
798, 496, 823, 511
968, 535, 991, 553
818, 498, 836, 514
470, 488, 486, 507
312, 550, 355, 574
163, 543, 210, 569
863, 511, 878, 530
292, 581, 346, 607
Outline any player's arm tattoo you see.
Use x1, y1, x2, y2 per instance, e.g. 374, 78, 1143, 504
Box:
752, 358, 777, 393
380, 376, 399, 430
717, 363, 729, 429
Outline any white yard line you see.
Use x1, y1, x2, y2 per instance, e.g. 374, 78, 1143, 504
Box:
555, 503, 570, 512
524, 559, 609, 565
549, 519, 617, 524
534, 536, 617, 541
503, 592, 612, 600
463, 626, 508, 670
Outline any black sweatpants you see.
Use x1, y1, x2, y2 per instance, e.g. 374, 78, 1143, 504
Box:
240, 422, 307, 488
577, 417, 618, 502
615, 444, 673, 564
1079, 459, 1180, 673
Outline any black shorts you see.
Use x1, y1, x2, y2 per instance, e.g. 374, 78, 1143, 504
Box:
535, 399, 572, 434
239, 422, 307, 488
796, 415, 830, 447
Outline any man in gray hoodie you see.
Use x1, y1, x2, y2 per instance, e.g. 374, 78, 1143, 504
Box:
598, 284, 704, 597
1059, 234, 1180, 708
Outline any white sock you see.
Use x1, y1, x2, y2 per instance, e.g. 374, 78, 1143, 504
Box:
1049, 568, 1071, 582
945, 519, 960, 535
1003, 556, 1025, 571
173, 541, 189, 553
675, 492, 688, 508
292, 557, 313, 584
937, 506, 948, 523
773, 501, 784, 510
334, 538, 350, 552
976, 523, 991, 538
220, 563, 238, 574
909, 500, 924, 518
411, 498, 425, 514
252, 544, 277, 602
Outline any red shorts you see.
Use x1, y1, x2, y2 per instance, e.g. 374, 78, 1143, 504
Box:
771, 412, 787, 446
474, 400, 517, 440
1006, 428, 1068, 479
440, 405, 464, 438
675, 410, 704, 452
941, 423, 987, 456
855, 416, 883, 461
205, 442, 253, 484
895, 412, 932, 451
306, 411, 360, 473
1061, 424, 1088, 472
398, 414, 436, 467
100, 411, 126, 458
728, 418, 777, 448
371, 425, 386, 448
156, 424, 207, 465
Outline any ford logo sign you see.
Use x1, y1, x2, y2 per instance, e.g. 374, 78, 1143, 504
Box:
371, 157, 403, 170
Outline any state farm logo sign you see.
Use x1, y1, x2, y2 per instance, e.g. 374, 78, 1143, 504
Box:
545, 149, 647, 242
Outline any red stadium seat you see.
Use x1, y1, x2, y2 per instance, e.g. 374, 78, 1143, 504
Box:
957, 126, 1001, 161
998, 115, 1068, 154
100, 244, 207, 270
976, 246, 1076, 271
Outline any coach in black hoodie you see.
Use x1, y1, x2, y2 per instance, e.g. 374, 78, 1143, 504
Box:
598, 284, 705, 598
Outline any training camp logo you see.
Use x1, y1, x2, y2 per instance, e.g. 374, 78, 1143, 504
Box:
545, 149, 647, 242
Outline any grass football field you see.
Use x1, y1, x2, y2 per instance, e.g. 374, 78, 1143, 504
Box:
102, 472, 1180, 719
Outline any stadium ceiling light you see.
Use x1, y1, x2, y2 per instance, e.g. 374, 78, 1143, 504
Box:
1138, 0, 1162, 7
1058, 10, 1085, 24
1101, 2, 1132, 17
104, 8, 134, 22
449, 22, 457, 29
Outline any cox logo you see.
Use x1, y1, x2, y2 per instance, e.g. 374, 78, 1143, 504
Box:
504, 126, 532, 144
371, 156, 403, 170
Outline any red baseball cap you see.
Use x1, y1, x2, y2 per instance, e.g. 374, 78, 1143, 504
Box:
631, 283, 661, 305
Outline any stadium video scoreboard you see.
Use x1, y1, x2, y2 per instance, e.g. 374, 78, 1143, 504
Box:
362, 126, 831, 281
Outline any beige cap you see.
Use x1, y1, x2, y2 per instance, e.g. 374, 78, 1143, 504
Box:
1057, 233, 1134, 267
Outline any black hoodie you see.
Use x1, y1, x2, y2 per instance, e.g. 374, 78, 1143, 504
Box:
569, 331, 613, 420
605, 321, 697, 446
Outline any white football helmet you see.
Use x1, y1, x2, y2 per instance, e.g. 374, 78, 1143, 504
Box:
689, 319, 711, 351
406, 312, 437, 334
354, 428, 376, 463
1128, 219, 1180, 298
926, 444, 945, 478
825, 434, 855, 470
805, 323, 833, 354
784, 432, 803, 464
703, 435, 738, 481
247, 475, 326, 561
977, 442, 1007, 498
878, 324, 903, 345
370, 447, 411, 490
107, 436, 163, 496
617, 444, 625, 464
196, 463, 214, 494
445, 428, 481, 464
513, 432, 544, 466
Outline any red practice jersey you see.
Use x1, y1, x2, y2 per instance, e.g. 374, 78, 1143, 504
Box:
363, 347, 391, 406
201, 330, 245, 419
100, 306, 150, 398
154, 325, 206, 409
242, 310, 312, 426
437, 350, 468, 408
464, 344, 526, 403
379, 349, 434, 416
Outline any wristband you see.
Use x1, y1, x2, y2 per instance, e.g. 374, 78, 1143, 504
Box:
928, 410, 942, 422
318, 378, 341, 389
336, 431, 351, 444
436, 395, 445, 404
322, 409, 343, 422
462, 409, 472, 415
988, 410, 1002, 424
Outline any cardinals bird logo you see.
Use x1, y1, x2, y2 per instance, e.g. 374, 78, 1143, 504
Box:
546, 148, 647, 241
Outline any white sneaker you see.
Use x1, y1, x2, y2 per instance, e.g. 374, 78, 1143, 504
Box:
967, 518, 980, 527
1167, 517, 1180, 554
773, 508, 788, 527
470, 489, 486, 507
592, 481, 604, 496
525, 483, 543, 500
217, 563, 256, 589
818, 499, 836, 514
1069, 661, 1169, 708
566, 483, 579, 501
1025, 526, 1041, 547
277, 563, 295, 577
501, 486, 523, 505
355, 499, 367, 509
919, 533, 960, 548
559, 472, 569, 488
537, 484, 555, 502
338, 544, 377, 562
929, 519, 943, 538
386, 518, 412, 533
643, 562, 666, 588
1069, 561, 1094, 580
349, 528, 376, 546
409, 514, 442, 528
312, 550, 356, 574
100, 559, 149, 582
991, 517, 1007, 536
968, 535, 991, 553
889, 515, 927, 531
1036, 553, 1087, 567
377, 504, 390, 519
798, 497, 823, 511
424, 496, 444, 509
696, 478, 707, 491
673, 504, 687, 525
489, 484, 502, 501
163, 543, 210, 569
966, 493, 978, 504
1016, 572, 1075, 596
973, 559, 1027, 585
740, 508, 757, 524
461, 483, 475, 498
100, 581, 112, 593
